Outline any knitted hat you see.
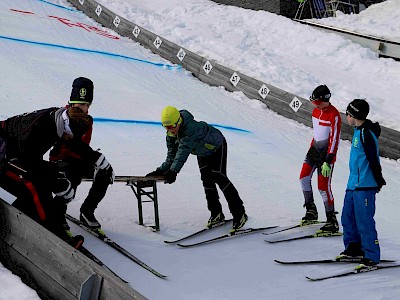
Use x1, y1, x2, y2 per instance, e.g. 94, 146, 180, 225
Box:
67, 107, 92, 137
346, 99, 369, 120
310, 85, 331, 102
69, 77, 94, 104
161, 106, 181, 127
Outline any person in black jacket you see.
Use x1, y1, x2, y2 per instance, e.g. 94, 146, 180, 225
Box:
147, 106, 247, 232
49, 77, 114, 231
0, 106, 106, 248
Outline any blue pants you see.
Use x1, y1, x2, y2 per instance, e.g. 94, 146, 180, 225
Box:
341, 190, 380, 263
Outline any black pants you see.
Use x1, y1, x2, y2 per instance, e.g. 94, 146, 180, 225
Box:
197, 138, 245, 219
0, 160, 68, 239
55, 159, 110, 214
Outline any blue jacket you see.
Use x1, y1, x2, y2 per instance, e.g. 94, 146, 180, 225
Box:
347, 120, 384, 190
159, 110, 224, 173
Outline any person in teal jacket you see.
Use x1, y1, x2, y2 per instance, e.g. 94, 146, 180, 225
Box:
147, 106, 247, 232
339, 99, 386, 269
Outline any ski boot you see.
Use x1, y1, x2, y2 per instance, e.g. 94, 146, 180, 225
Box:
230, 213, 248, 233
337, 242, 364, 261
301, 202, 318, 226
355, 258, 379, 271
207, 212, 225, 228
80, 210, 101, 229
320, 211, 339, 233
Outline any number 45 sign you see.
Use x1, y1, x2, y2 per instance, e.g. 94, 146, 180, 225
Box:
289, 97, 302, 112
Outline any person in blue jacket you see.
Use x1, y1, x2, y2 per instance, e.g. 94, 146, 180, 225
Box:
146, 106, 247, 233
339, 99, 386, 268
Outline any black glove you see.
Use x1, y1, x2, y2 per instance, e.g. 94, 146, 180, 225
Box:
376, 176, 386, 193
146, 168, 164, 177
164, 170, 177, 184
94, 154, 115, 184
103, 164, 115, 184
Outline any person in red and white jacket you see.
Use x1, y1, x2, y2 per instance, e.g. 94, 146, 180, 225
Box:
299, 85, 341, 233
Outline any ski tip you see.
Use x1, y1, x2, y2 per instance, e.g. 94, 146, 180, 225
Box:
306, 276, 325, 281
264, 239, 277, 244
163, 240, 175, 244
273, 259, 294, 264
305, 276, 316, 281
176, 243, 190, 248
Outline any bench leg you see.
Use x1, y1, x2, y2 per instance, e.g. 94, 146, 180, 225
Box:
131, 185, 144, 226
153, 181, 160, 231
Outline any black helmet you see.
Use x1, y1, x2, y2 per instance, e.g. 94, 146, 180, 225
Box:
310, 85, 331, 102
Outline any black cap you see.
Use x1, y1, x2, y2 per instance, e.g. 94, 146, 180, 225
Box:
69, 77, 94, 104
310, 85, 331, 102
346, 99, 369, 120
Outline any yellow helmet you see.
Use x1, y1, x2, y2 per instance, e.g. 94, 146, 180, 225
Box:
161, 106, 181, 127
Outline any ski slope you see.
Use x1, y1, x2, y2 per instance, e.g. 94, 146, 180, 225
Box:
99, 0, 400, 130
1, 0, 400, 299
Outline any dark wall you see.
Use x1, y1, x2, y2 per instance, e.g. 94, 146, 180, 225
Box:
210, 0, 387, 18
211, 0, 280, 12
361, 0, 386, 6
211, 0, 299, 18
280, 0, 303, 18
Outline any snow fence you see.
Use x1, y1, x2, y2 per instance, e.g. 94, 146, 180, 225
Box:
66, 0, 400, 160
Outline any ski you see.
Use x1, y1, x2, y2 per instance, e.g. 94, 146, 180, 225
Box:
164, 219, 233, 244
275, 258, 396, 265
262, 221, 324, 236
265, 230, 343, 243
177, 225, 278, 248
306, 263, 400, 281
66, 214, 167, 279
79, 246, 128, 283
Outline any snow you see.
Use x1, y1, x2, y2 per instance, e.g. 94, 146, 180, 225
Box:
314, 1, 400, 41
0, 0, 400, 299
98, 0, 400, 131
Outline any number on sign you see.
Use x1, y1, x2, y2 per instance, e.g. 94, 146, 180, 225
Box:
154, 36, 162, 49
95, 5, 102, 16
258, 84, 270, 99
177, 49, 186, 62
230, 72, 240, 86
289, 97, 302, 112
113, 16, 120, 28
132, 26, 140, 38
203, 61, 213, 74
